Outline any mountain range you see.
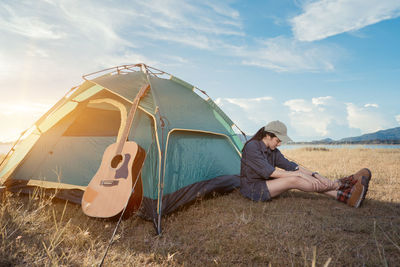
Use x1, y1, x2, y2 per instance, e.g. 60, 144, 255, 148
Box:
310, 126, 400, 144
237, 126, 400, 144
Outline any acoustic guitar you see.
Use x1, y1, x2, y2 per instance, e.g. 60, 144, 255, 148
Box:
81, 84, 149, 218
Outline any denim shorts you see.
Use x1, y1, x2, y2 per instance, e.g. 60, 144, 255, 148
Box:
240, 179, 271, 202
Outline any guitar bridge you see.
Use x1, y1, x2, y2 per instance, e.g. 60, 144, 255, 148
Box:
100, 180, 119, 186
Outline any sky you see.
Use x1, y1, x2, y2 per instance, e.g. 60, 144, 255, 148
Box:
0, 0, 400, 142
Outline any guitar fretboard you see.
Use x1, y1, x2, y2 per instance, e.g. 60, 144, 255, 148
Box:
115, 84, 150, 155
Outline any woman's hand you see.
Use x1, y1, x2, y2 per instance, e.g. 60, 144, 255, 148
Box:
296, 167, 337, 192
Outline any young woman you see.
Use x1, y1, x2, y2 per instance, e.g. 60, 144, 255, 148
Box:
240, 120, 371, 208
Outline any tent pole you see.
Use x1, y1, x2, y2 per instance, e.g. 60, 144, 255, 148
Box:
156, 115, 166, 235
142, 64, 168, 235
0, 129, 27, 169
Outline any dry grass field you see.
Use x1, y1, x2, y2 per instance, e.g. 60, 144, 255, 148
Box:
1, 148, 400, 266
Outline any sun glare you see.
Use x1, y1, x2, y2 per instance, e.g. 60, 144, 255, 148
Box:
0, 102, 50, 115
0, 102, 51, 142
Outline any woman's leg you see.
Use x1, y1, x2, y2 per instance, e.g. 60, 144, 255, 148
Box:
266, 176, 321, 198
323, 190, 337, 198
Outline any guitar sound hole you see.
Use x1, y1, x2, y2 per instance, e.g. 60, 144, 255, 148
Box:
111, 154, 123, 168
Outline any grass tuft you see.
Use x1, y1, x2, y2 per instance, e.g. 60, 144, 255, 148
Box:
302, 147, 330, 152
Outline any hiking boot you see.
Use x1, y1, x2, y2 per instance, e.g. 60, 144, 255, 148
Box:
337, 168, 372, 190
353, 168, 372, 182
347, 170, 372, 208
336, 168, 372, 207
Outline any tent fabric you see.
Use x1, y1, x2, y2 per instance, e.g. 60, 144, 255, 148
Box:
140, 174, 240, 221
0, 64, 243, 233
163, 131, 240, 195
0, 130, 40, 179
3, 179, 84, 204
149, 76, 230, 132
92, 72, 155, 114
63, 107, 121, 136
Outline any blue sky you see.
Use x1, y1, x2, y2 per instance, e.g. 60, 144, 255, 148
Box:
1, 0, 400, 142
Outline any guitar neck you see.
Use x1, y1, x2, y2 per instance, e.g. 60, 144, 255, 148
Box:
115, 84, 150, 154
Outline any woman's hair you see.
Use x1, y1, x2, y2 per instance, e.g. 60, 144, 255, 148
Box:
243, 127, 276, 150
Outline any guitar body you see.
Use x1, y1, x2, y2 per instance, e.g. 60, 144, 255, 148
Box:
82, 84, 149, 219
82, 141, 145, 218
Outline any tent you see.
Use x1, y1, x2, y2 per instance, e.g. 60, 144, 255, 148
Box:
0, 64, 244, 233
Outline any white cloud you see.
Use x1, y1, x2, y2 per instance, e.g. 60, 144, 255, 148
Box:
284, 99, 313, 113
395, 115, 400, 124
346, 103, 390, 133
216, 95, 348, 139
136, 31, 213, 50
204, 1, 240, 20
58, 2, 135, 49
364, 103, 379, 108
312, 96, 333, 106
130, 0, 244, 49
216, 95, 397, 141
240, 36, 337, 72
162, 55, 189, 64
217, 96, 274, 110
93, 52, 161, 70
0, 0, 244, 54
0, 0, 244, 80
215, 96, 281, 134
292, 0, 400, 41
284, 96, 343, 137
0, 3, 66, 39
1, 16, 65, 40
283, 98, 394, 139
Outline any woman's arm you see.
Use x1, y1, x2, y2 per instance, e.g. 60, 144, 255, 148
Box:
242, 141, 276, 179
269, 168, 297, 179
